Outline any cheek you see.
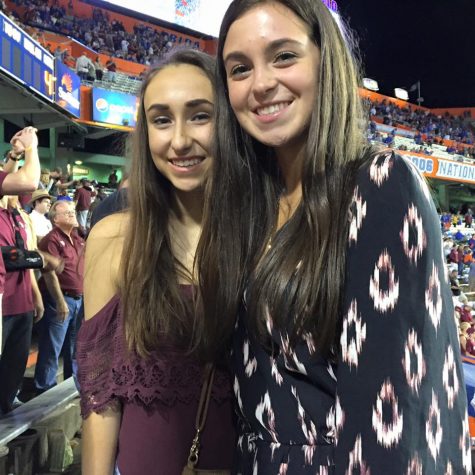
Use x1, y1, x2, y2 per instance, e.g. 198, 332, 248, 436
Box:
147, 128, 167, 156
227, 82, 246, 113
196, 125, 213, 155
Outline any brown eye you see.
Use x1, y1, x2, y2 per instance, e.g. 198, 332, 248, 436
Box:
274, 51, 297, 63
152, 116, 171, 126
192, 112, 211, 122
230, 64, 250, 77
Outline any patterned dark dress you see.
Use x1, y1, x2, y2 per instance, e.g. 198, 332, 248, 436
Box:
231, 153, 471, 474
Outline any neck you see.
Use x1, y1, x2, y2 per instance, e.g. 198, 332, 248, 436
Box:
169, 188, 205, 282
171, 188, 204, 228
275, 141, 305, 227
57, 224, 73, 237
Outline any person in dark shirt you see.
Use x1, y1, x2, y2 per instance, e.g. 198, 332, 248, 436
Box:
89, 179, 128, 229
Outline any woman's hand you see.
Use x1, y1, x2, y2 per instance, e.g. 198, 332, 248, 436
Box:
10, 126, 39, 154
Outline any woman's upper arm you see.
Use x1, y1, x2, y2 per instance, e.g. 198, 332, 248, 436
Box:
84, 212, 128, 320
334, 154, 469, 474
82, 407, 121, 475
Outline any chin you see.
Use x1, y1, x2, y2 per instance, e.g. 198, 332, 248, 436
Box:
173, 181, 204, 194
256, 133, 293, 149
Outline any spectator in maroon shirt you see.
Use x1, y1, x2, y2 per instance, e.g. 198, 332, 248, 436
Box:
465, 212, 473, 228
105, 57, 117, 82
74, 178, 95, 230
0, 126, 42, 411
34, 200, 85, 392
0, 202, 41, 413
449, 245, 459, 265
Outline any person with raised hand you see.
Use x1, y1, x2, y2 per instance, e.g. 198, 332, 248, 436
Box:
3, 126, 41, 194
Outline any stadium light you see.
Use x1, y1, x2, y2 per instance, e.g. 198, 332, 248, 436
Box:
394, 88, 409, 101
363, 78, 379, 91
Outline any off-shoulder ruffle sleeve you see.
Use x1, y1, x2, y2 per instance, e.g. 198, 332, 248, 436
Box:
76, 295, 233, 419
76, 295, 124, 418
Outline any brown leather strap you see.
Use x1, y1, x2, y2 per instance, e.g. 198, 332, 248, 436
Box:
186, 363, 215, 468
196, 363, 215, 431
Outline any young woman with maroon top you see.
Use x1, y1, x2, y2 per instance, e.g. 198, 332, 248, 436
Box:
76, 49, 234, 474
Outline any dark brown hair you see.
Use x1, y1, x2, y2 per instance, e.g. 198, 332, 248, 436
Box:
197, 0, 371, 358
120, 49, 216, 358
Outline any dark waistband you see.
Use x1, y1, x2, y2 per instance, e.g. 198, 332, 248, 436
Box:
63, 291, 83, 300
239, 432, 335, 466
241, 431, 335, 448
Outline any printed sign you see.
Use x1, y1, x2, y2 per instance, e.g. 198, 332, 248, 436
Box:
92, 88, 139, 127
55, 60, 81, 117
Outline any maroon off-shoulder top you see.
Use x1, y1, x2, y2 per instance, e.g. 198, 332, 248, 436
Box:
76, 294, 235, 475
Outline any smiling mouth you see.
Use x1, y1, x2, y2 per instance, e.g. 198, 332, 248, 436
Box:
255, 101, 292, 116
169, 157, 205, 168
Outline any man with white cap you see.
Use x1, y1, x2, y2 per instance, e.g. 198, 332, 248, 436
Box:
29, 190, 53, 242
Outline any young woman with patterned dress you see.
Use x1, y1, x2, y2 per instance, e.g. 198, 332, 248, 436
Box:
197, 1, 470, 473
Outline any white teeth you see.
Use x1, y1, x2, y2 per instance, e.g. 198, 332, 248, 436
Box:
256, 102, 290, 116
171, 158, 203, 168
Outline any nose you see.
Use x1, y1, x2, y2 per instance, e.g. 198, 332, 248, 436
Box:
252, 64, 278, 98
171, 120, 192, 155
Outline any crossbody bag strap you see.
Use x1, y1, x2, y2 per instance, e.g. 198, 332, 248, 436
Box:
10, 209, 26, 249
186, 363, 215, 469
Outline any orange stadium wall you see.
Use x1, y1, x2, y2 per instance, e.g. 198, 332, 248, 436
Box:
431, 107, 475, 117
80, 86, 92, 121
204, 39, 218, 56
359, 88, 429, 112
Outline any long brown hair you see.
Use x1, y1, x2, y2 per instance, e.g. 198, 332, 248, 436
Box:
197, 0, 371, 358
120, 49, 216, 358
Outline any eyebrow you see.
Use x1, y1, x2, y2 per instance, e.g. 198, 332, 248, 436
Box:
224, 38, 303, 64
146, 98, 213, 113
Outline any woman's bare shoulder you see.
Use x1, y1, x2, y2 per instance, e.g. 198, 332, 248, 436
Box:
85, 212, 129, 320
88, 211, 129, 241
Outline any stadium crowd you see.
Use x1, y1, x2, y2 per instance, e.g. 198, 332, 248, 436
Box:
443, 213, 475, 359
365, 101, 475, 160
365, 97, 475, 159
3, 0, 201, 68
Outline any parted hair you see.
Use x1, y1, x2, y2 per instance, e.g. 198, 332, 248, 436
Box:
119, 48, 216, 358
197, 0, 371, 358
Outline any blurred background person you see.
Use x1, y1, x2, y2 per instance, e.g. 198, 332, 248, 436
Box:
34, 200, 84, 394
74, 178, 95, 231
28, 189, 53, 242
